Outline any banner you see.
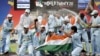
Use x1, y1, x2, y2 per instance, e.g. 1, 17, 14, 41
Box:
35, 0, 78, 12
17, 0, 30, 9
78, 0, 89, 9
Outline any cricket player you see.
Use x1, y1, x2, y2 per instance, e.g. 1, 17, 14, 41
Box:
71, 26, 82, 56
79, 13, 90, 54
41, 12, 49, 33
74, 15, 90, 54
16, 8, 31, 34
18, 25, 33, 56
16, 9, 33, 53
54, 13, 64, 33
61, 16, 72, 33
37, 25, 46, 44
17, 9, 32, 29
33, 25, 46, 56
15, 9, 32, 37
48, 14, 56, 29
90, 10, 100, 56
1, 14, 13, 54
65, 26, 83, 56
59, 16, 72, 56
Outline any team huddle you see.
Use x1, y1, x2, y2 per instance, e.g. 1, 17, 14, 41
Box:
0, 9, 100, 56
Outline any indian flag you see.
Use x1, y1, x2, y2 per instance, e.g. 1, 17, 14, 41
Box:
36, 37, 72, 52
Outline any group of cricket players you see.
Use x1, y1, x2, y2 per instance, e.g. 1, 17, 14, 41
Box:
0, 9, 100, 56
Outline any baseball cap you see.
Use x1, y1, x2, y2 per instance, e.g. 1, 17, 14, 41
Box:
7, 14, 13, 17
91, 10, 98, 15
25, 9, 30, 13
23, 25, 29, 28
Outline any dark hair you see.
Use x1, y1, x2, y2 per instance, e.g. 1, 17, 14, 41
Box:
71, 26, 77, 32
80, 13, 85, 19
41, 27, 45, 29
34, 19, 38, 22
34, 19, 38, 30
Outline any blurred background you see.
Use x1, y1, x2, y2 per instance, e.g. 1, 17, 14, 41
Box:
0, 0, 100, 55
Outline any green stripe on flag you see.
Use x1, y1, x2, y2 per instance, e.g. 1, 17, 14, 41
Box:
37, 43, 72, 52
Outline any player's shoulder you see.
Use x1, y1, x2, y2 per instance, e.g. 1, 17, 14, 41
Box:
20, 14, 25, 17
4, 19, 8, 22
73, 32, 80, 37
97, 16, 100, 19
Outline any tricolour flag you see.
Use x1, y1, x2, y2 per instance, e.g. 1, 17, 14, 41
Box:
36, 37, 72, 52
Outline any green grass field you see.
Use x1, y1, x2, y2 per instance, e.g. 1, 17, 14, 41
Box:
10, 43, 17, 53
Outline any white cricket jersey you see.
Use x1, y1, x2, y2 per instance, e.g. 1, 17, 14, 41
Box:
48, 15, 55, 29
18, 14, 31, 28
2, 19, 13, 32
91, 16, 100, 35
62, 23, 72, 32
71, 32, 82, 48
55, 17, 64, 27
19, 31, 33, 45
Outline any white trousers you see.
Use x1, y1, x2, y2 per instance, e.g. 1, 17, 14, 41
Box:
33, 49, 41, 56
71, 47, 82, 56
78, 30, 90, 53
18, 44, 33, 56
81, 31, 90, 53
2, 32, 10, 53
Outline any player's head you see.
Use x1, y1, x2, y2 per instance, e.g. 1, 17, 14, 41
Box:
91, 10, 98, 18
71, 26, 77, 33
34, 19, 38, 23
25, 9, 30, 16
64, 16, 70, 24
55, 12, 61, 18
48, 29, 54, 36
7, 14, 13, 22
40, 25, 45, 33
80, 13, 85, 19
23, 25, 29, 34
